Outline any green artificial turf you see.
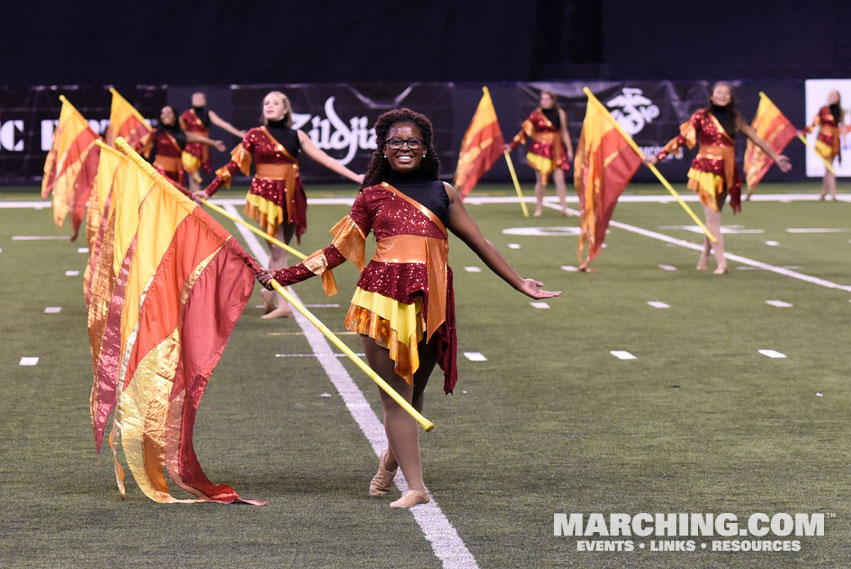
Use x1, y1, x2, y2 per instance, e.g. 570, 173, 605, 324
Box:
1, 182, 849, 568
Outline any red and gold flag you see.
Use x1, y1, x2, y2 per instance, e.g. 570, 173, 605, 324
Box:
574, 94, 643, 268
744, 92, 796, 190
88, 146, 156, 453
105, 88, 152, 148
83, 142, 126, 301
41, 96, 101, 240
454, 87, 505, 198
91, 139, 263, 503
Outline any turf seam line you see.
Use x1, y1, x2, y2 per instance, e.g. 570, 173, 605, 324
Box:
223, 203, 480, 569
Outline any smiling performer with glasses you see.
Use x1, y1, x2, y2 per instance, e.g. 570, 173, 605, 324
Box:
258, 108, 560, 508
195, 91, 364, 318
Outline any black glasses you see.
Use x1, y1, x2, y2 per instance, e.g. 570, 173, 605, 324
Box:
386, 137, 424, 150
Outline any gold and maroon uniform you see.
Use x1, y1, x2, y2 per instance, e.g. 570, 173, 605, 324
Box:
271, 180, 458, 393
205, 122, 307, 241
179, 107, 211, 178
803, 105, 843, 164
656, 109, 743, 212
509, 108, 570, 183
141, 125, 186, 186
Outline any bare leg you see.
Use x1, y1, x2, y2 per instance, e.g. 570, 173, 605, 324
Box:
701, 204, 727, 274
826, 170, 837, 201
362, 334, 438, 507
188, 175, 201, 195
533, 171, 545, 217
261, 222, 295, 318
819, 174, 827, 200
552, 169, 570, 216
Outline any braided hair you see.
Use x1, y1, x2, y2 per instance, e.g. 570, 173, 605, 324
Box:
361, 108, 441, 189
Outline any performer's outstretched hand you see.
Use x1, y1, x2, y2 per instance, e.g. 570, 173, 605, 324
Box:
775, 155, 792, 172
191, 190, 207, 204
256, 269, 276, 290
519, 278, 561, 299
643, 156, 659, 166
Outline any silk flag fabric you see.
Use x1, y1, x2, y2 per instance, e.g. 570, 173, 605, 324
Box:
83, 143, 125, 301
89, 147, 155, 454
91, 140, 263, 504
454, 87, 505, 198
106, 88, 152, 148
574, 94, 643, 267
744, 93, 796, 190
41, 96, 102, 240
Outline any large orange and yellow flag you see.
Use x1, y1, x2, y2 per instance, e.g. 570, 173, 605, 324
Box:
93, 138, 263, 504
574, 93, 643, 269
454, 87, 505, 198
83, 142, 126, 301
744, 92, 796, 191
42, 96, 101, 240
105, 88, 152, 148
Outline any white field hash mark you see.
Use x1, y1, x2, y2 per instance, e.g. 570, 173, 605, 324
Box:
223, 204, 480, 569
647, 301, 670, 309
759, 349, 787, 359
19, 357, 39, 366
766, 300, 793, 308
530, 301, 550, 309
65, 270, 79, 276
44, 306, 62, 314
464, 266, 481, 272
611, 351, 637, 360
464, 352, 487, 361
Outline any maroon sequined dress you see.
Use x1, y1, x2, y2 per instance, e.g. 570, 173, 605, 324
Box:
272, 182, 458, 393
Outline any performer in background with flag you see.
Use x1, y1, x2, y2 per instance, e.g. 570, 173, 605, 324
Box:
140, 105, 225, 188
506, 90, 574, 217
258, 108, 560, 508
801, 90, 845, 201
195, 91, 363, 319
645, 82, 791, 274
744, 93, 797, 199
181, 91, 246, 195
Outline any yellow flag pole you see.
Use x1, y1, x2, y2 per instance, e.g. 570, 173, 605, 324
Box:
199, 198, 307, 261
269, 280, 434, 432
114, 137, 433, 432
582, 87, 717, 243
795, 134, 836, 174
503, 151, 530, 218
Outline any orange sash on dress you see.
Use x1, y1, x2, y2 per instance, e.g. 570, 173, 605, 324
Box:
260, 127, 299, 222
378, 182, 449, 341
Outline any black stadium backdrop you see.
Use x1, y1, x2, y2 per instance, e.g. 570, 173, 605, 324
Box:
0, 81, 811, 186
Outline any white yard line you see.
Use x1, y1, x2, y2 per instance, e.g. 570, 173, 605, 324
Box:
541, 202, 851, 293
222, 204, 479, 569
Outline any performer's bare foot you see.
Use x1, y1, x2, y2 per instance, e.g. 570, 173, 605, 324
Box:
713, 266, 728, 275
696, 256, 709, 271
533, 209, 543, 217
261, 305, 293, 319
260, 289, 276, 314
561, 208, 571, 217
390, 489, 430, 509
